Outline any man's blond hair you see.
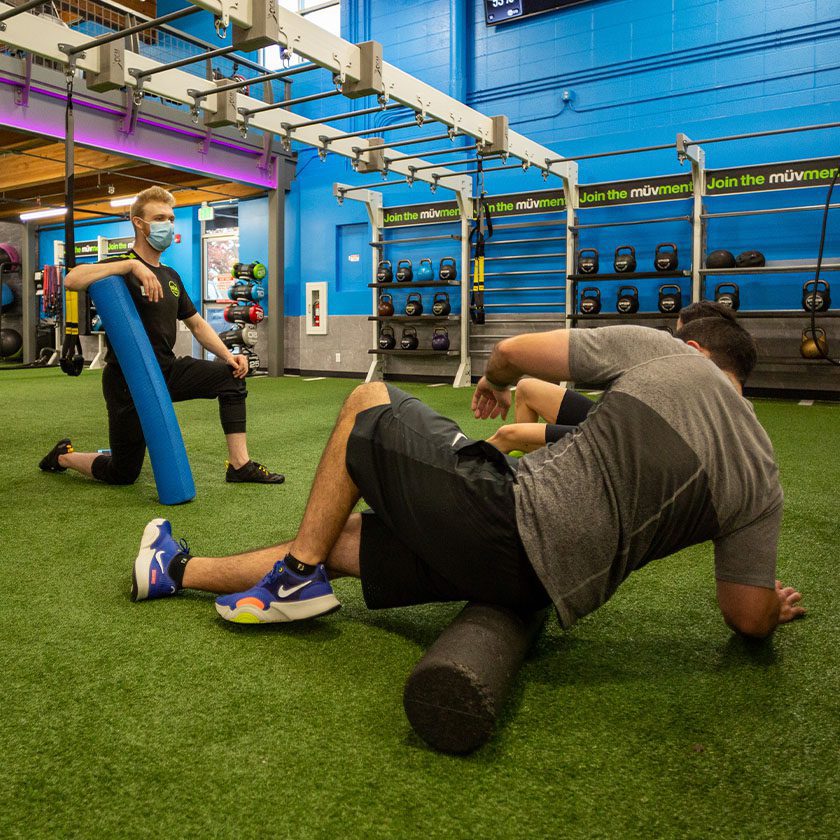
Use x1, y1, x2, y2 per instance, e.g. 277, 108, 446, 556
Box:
130, 186, 176, 221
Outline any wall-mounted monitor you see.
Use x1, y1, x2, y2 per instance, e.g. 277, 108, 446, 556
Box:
484, 0, 594, 26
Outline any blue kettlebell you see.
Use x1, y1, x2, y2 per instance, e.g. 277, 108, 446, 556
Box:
416, 258, 434, 282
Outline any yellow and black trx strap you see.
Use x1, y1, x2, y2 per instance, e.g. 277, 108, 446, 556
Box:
470, 157, 493, 325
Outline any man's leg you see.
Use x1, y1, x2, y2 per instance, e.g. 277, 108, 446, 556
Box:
486, 422, 551, 454
165, 357, 282, 482
514, 378, 567, 423
181, 513, 363, 594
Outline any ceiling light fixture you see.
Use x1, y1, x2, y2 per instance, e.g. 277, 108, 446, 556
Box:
20, 206, 68, 221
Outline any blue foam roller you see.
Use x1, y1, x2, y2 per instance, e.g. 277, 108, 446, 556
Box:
88, 275, 195, 505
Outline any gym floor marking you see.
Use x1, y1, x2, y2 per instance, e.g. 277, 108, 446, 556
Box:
798, 400, 814, 406
303, 377, 327, 382
427, 383, 447, 388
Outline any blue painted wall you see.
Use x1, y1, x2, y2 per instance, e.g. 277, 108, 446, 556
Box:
39, 1, 840, 319
279, 0, 840, 316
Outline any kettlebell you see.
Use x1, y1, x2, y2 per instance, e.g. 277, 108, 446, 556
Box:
655, 243, 679, 271
396, 259, 413, 282
800, 327, 829, 359
416, 258, 434, 282
802, 279, 831, 312
613, 245, 636, 273
432, 292, 451, 316
736, 250, 765, 268
404, 292, 423, 316
431, 328, 450, 351
378, 293, 394, 317
439, 257, 457, 281
578, 248, 599, 275
579, 287, 601, 315
616, 285, 639, 314
377, 260, 393, 283
400, 326, 419, 350
657, 284, 682, 314
715, 282, 740, 310
378, 325, 396, 350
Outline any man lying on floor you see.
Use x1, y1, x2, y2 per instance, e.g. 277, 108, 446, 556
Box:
131, 319, 805, 639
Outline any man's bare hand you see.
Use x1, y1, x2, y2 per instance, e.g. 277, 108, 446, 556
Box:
776, 580, 806, 624
472, 376, 511, 420
227, 354, 249, 379
126, 260, 163, 302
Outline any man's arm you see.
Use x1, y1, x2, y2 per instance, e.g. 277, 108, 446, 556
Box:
64, 259, 163, 302
473, 330, 571, 420
716, 579, 805, 639
182, 313, 248, 379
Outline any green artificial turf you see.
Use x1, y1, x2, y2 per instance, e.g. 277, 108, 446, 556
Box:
0, 369, 838, 839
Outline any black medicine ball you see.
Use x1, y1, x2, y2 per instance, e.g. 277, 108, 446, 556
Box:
706, 249, 736, 269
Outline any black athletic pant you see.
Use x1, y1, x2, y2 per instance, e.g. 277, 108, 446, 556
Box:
91, 358, 247, 485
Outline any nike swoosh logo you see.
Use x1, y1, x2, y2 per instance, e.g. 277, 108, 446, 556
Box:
452, 432, 467, 447
154, 550, 166, 573
277, 581, 312, 598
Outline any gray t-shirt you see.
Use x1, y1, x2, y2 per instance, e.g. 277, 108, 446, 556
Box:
514, 326, 783, 629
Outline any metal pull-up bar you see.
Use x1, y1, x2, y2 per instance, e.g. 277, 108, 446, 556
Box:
188, 62, 319, 101
239, 89, 341, 118
328, 119, 437, 144
409, 155, 501, 173
284, 101, 402, 132
130, 44, 238, 80
62, 5, 201, 56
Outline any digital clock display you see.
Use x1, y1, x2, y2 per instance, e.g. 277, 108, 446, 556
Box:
484, 0, 592, 26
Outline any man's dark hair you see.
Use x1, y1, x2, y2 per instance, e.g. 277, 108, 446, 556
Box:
675, 316, 757, 385
678, 300, 738, 325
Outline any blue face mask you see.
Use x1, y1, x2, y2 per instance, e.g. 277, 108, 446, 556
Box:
145, 220, 175, 252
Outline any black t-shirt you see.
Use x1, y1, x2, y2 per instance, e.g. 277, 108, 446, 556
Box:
99, 249, 197, 366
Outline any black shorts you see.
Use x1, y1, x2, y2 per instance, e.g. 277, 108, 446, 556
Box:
545, 389, 595, 444
346, 385, 550, 612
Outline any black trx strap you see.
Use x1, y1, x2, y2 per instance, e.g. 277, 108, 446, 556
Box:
469, 156, 493, 325
59, 69, 83, 376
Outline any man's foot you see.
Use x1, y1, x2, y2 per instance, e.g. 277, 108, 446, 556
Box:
39, 438, 74, 472
215, 559, 340, 624
225, 460, 285, 484
131, 518, 190, 602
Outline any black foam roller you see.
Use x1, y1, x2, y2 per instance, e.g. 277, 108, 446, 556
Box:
403, 603, 547, 754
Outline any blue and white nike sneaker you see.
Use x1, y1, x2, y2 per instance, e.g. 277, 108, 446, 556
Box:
214, 559, 340, 624
131, 518, 189, 602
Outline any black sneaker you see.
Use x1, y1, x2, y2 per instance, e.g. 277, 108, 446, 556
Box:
39, 438, 74, 472
225, 460, 285, 484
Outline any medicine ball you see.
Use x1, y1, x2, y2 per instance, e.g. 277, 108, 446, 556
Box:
1, 283, 14, 312
0, 327, 22, 359
736, 250, 765, 268
706, 249, 736, 269
613, 246, 636, 273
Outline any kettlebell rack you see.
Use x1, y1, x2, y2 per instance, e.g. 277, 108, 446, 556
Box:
336, 185, 474, 387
